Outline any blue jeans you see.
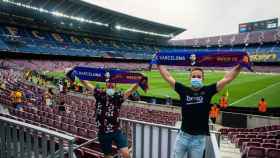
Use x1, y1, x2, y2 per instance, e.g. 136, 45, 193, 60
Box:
173, 130, 206, 158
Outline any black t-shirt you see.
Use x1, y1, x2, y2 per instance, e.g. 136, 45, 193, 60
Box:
175, 82, 217, 135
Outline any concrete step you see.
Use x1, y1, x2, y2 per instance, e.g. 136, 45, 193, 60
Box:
220, 139, 241, 158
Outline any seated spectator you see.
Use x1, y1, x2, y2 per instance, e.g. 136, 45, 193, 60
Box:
0, 80, 6, 91
165, 95, 173, 105
58, 101, 66, 112
44, 88, 54, 107
58, 81, 64, 93
10, 88, 24, 108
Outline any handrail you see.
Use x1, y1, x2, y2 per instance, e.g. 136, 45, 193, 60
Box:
0, 116, 76, 158
0, 116, 74, 140
119, 117, 220, 158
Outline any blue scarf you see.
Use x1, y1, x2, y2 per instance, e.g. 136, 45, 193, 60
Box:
66, 66, 148, 92
150, 51, 253, 71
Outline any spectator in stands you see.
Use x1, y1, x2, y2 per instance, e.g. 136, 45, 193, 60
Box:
166, 95, 173, 105
209, 104, 220, 124
130, 91, 141, 101
58, 80, 64, 93
0, 80, 6, 91
58, 101, 68, 112
44, 88, 54, 107
157, 64, 241, 158
80, 79, 142, 158
10, 87, 24, 110
219, 94, 228, 108
258, 98, 267, 113
68, 80, 76, 91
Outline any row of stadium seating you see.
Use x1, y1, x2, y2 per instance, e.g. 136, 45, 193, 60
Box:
0, 24, 280, 60
2, 59, 280, 74
219, 126, 280, 158
170, 27, 280, 46
0, 25, 156, 59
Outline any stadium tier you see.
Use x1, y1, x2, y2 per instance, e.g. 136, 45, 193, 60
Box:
0, 24, 280, 62
169, 28, 280, 47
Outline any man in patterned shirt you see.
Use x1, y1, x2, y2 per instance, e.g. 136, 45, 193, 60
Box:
81, 80, 141, 158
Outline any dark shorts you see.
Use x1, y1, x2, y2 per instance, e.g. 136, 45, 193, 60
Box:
98, 129, 128, 155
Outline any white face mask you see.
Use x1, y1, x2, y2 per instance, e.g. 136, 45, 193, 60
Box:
106, 89, 115, 96
191, 78, 203, 89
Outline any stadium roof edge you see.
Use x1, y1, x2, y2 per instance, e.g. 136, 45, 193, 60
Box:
1, 0, 186, 42
73, 0, 186, 35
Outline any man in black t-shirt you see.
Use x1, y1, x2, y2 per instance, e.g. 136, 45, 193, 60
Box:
80, 80, 140, 158
157, 65, 241, 158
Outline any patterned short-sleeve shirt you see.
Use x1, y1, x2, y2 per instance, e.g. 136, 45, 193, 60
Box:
94, 90, 124, 134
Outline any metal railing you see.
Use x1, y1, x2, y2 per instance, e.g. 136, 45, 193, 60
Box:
0, 116, 76, 158
120, 117, 220, 158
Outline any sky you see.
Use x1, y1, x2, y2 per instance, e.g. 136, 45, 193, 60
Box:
82, 0, 280, 40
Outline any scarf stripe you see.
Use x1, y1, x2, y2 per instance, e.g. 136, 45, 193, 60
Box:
151, 51, 253, 71
66, 66, 148, 92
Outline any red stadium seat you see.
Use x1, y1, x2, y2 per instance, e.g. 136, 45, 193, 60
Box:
264, 139, 277, 144
266, 148, 280, 158
88, 130, 97, 139
262, 143, 276, 149
78, 128, 88, 138
246, 147, 265, 158
68, 125, 78, 134
241, 142, 261, 153
54, 121, 61, 129
62, 123, 69, 131
237, 138, 250, 147
251, 138, 263, 143
246, 135, 256, 139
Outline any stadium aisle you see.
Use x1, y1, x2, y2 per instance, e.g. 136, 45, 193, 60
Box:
220, 138, 241, 158
215, 124, 241, 158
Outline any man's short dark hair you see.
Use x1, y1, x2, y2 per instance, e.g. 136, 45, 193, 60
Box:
190, 67, 204, 78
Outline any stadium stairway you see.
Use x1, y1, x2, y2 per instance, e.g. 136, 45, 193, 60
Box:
220, 134, 242, 158
214, 124, 241, 158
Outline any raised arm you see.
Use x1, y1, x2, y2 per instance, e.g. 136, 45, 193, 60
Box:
217, 65, 241, 92
157, 65, 176, 89
123, 84, 139, 100
80, 80, 95, 91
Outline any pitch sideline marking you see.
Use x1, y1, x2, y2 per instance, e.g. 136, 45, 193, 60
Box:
230, 81, 280, 106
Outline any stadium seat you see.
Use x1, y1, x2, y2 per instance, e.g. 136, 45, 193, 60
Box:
266, 148, 280, 158
232, 134, 246, 143
264, 139, 277, 144
262, 143, 276, 148
245, 147, 265, 158
88, 130, 97, 139
256, 135, 267, 139
62, 123, 69, 131
78, 128, 88, 138
251, 138, 263, 143
246, 134, 256, 139
237, 138, 251, 147
241, 142, 261, 153
68, 125, 78, 134
54, 121, 61, 129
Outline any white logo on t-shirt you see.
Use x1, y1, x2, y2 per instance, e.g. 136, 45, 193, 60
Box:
185, 96, 204, 105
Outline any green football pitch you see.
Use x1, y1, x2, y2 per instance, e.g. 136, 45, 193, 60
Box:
47, 70, 280, 108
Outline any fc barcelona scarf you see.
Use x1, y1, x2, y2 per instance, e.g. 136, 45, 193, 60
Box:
150, 51, 253, 71
66, 66, 148, 92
